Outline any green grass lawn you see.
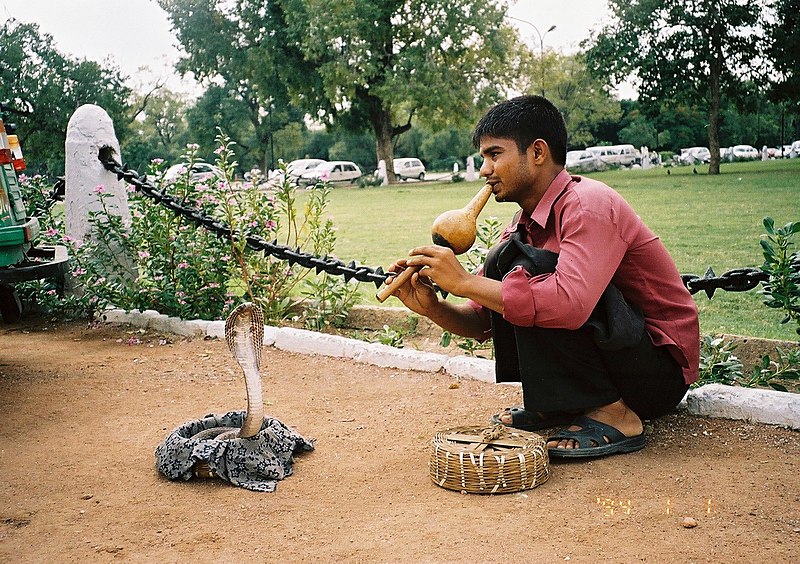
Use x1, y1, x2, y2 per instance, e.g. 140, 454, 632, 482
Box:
320, 159, 800, 341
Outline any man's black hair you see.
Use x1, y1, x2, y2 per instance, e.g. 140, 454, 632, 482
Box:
472, 95, 568, 165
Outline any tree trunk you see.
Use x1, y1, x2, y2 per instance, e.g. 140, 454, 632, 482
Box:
367, 97, 396, 183
708, 70, 721, 175
707, 14, 723, 175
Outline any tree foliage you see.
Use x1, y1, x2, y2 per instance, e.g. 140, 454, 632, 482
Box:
768, 0, 800, 103
517, 52, 621, 149
583, 0, 768, 174
0, 19, 131, 175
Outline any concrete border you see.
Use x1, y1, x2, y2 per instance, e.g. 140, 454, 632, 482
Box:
96, 308, 799, 430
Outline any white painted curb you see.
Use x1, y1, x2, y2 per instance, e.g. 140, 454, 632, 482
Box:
97, 308, 799, 430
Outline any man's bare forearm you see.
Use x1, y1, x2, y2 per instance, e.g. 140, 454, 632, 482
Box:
424, 299, 490, 340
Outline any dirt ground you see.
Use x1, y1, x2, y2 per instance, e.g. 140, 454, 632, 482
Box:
1, 317, 798, 563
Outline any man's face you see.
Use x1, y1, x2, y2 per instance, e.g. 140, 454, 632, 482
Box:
478, 135, 535, 204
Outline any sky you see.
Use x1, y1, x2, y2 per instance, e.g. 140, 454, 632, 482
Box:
1, 0, 625, 97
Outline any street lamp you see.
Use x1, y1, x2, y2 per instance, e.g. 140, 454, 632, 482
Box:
508, 16, 557, 97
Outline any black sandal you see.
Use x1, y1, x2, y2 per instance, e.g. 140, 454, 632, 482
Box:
547, 416, 646, 458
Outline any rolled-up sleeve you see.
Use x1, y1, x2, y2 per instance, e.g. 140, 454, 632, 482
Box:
500, 193, 628, 329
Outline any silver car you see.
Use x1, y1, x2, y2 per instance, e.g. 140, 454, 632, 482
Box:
566, 150, 607, 173
299, 160, 362, 185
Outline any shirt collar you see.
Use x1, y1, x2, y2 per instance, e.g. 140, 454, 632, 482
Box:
528, 169, 574, 229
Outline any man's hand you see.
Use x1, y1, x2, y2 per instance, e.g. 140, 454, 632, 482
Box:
384, 258, 439, 316
405, 245, 471, 297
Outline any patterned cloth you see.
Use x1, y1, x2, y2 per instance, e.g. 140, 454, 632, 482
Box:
155, 411, 315, 492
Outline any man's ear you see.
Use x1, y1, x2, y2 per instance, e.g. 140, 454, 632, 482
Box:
527, 139, 550, 164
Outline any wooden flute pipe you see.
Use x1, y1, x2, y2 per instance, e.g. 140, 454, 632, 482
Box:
375, 183, 493, 302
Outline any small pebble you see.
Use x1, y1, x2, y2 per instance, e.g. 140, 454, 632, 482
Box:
681, 517, 698, 528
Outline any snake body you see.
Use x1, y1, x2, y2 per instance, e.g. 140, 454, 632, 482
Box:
191, 302, 265, 441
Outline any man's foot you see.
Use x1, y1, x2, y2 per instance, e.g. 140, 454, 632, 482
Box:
491, 406, 574, 431
546, 399, 643, 455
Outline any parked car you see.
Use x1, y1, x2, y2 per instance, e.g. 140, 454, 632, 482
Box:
730, 145, 759, 161
164, 162, 223, 184
286, 158, 326, 179
565, 150, 607, 173
585, 144, 640, 167
677, 147, 711, 165
393, 157, 426, 181
299, 160, 362, 185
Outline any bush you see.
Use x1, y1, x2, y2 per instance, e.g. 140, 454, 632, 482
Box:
17, 133, 361, 327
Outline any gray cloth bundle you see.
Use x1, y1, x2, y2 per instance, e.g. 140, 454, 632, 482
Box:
155, 411, 314, 492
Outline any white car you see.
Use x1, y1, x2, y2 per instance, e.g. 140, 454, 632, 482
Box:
265, 158, 327, 187
730, 145, 759, 161
164, 162, 223, 184
299, 160, 362, 185
393, 158, 426, 181
678, 147, 711, 165
585, 144, 640, 167
286, 158, 326, 178
565, 150, 607, 173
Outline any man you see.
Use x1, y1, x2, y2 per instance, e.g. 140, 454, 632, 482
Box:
385, 95, 699, 459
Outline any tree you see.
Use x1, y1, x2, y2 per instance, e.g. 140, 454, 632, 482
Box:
583, 0, 768, 174
122, 88, 192, 171
161, 0, 517, 183
282, 0, 516, 182
531, 53, 622, 150
768, 0, 800, 104
0, 19, 131, 176
768, 0, 800, 143
159, 0, 307, 172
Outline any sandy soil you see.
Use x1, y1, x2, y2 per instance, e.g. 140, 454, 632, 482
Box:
1, 318, 798, 563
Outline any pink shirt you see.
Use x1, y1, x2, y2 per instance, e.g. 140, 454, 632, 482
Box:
470, 169, 699, 384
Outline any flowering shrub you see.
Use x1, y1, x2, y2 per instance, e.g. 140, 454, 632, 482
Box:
17, 133, 361, 326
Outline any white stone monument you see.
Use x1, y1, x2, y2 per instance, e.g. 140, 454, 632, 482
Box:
65, 104, 131, 243
376, 159, 388, 186
65, 104, 136, 291
465, 156, 477, 181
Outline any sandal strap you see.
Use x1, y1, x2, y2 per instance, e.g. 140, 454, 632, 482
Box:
547, 416, 627, 449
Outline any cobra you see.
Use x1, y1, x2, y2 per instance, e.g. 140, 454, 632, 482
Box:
191, 302, 265, 441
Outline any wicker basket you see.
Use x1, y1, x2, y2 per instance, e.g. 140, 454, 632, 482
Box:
429, 425, 550, 494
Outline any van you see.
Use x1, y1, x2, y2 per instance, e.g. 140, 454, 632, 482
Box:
586, 144, 640, 167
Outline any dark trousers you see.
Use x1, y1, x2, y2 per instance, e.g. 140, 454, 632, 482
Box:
484, 234, 688, 420
492, 320, 688, 420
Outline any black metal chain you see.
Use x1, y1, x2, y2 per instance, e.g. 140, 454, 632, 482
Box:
96, 155, 775, 298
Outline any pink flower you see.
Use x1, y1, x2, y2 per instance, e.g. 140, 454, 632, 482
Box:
138, 251, 150, 259
177, 262, 190, 269
94, 185, 106, 194
265, 220, 277, 230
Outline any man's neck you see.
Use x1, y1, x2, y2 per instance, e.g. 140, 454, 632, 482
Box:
521, 166, 564, 215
